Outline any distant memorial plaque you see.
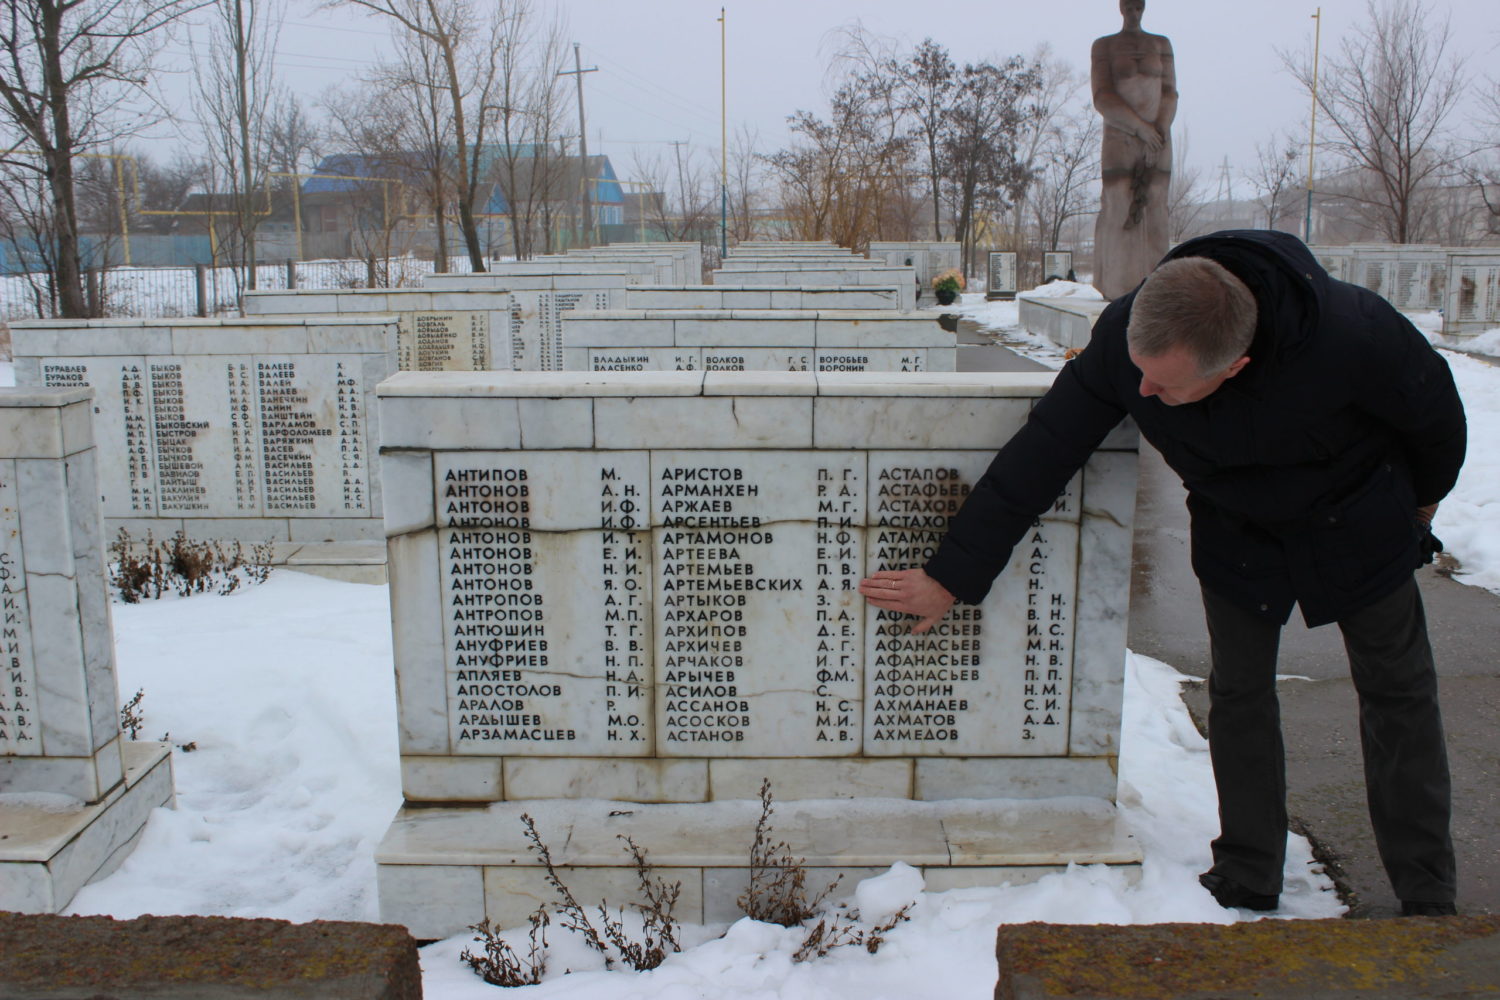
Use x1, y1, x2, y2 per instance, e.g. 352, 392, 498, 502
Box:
1043, 251, 1075, 283
10, 318, 391, 543
397, 311, 491, 371
1448, 255, 1500, 337
986, 252, 1018, 300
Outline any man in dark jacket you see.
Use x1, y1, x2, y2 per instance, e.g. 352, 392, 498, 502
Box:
860, 229, 1466, 915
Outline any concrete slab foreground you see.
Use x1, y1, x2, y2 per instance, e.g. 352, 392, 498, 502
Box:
0, 912, 422, 1000
995, 917, 1500, 999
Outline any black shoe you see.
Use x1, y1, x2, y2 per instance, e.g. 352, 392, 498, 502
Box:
1199, 872, 1279, 912
1401, 900, 1457, 916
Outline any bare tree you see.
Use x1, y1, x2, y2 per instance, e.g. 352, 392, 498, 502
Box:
632, 142, 715, 242
1245, 131, 1303, 230
895, 37, 955, 240
1166, 128, 1207, 242
1466, 76, 1500, 238
1029, 104, 1100, 254
939, 55, 1045, 274
726, 124, 761, 243
486, 0, 568, 259
765, 28, 912, 250
0, 0, 206, 316
192, 0, 287, 292
265, 93, 319, 177
1008, 45, 1087, 254
1283, 0, 1466, 243
321, 77, 432, 268
335, 0, 509, 272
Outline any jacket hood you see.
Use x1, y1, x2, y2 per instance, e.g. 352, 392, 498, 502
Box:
1161, 229, 1328, 385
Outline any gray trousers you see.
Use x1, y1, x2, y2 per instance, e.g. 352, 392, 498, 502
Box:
1201, 576, 1456, 903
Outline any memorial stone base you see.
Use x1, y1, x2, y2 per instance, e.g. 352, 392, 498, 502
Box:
0, 741, 174, 913
374, 371, 1142, 939
378, 796, 1140, 939
0, 388, 176, 913
1018, 296, 1108, 350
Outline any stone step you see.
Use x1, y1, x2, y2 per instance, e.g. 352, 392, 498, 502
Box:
376, 796, 1141, 939
995, 917, 1500, 999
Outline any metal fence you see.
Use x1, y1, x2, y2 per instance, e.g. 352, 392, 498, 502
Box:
0, 254, 488, 322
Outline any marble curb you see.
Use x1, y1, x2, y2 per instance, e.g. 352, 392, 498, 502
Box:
994, 917, 1500, 999
376, 796, 1142, 869
0, 742, 174, 914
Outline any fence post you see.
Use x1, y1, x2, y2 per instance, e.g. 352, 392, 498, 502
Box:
366, 256, 378, 288
285, 259, 297, 290
194, 264, 208, 318
85, 268, 101, 317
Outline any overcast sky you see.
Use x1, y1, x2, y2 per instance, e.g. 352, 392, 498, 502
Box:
154, 0, 1499, 190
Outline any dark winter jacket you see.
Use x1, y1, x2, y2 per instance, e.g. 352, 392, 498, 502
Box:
924, 229, 1467, 626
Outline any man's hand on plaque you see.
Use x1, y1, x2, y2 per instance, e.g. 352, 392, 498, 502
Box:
857, 568, 956, 634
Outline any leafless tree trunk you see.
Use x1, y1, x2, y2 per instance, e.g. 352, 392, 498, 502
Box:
939, 55, 1044, 275
765, 26, 913, 250
726, 124, 761, 243
895, 37, 954, 241
1244, 131, 1302, 230
1029, 106, 1100, 254
193, 0, 286, 294
1008, 45, 1086, 255
1167, 129, 1207, 243
1282, 0, 1466, 243
632, 142, 715, 242
335, 0, 505, 272
0, 0, 206, 316
488, 0, 567, 260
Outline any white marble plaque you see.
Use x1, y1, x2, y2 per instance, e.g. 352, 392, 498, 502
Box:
704, 349, 811, 372
41, 359, 157, 515
436, 452, 653, 756
986, 252, 1018, 298
590, 349, 690, 372
1043, 252, 1074, 281
1454, 263, 1500, 326
41, 355, 373, 520
863, 452, 1080, 756
653, 450, 865, 757
0, 462, 40, 756
397, 312, 491, 372
815, 350, 927, 373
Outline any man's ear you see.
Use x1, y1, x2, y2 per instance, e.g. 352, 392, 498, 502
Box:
1224, 355, 1251, 379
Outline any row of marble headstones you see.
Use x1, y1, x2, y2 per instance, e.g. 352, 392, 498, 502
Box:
7, 243, 954, 546
569, 241, 955, 373
373, 368, 1142, 938
0, 388, 176, 914
1308, 245, 1500, 337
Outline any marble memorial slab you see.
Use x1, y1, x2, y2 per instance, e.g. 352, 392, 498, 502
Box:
10, 318, 391, 543
986, 252, 1019, 300
380, 371, 1137, 802
563, 310, 955, 374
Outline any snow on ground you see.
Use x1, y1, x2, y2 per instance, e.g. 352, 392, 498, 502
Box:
66, 569, 1338, 999
6, 293, 1498, 997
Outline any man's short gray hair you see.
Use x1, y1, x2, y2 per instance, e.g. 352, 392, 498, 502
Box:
1126, 256, 1257, 374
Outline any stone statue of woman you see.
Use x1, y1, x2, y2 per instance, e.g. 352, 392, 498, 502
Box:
1091, 0, 1176, 300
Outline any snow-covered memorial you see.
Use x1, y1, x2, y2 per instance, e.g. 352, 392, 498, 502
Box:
0, 388, 175, 913
373, 369, 1142, 939
9, 316, 394, 575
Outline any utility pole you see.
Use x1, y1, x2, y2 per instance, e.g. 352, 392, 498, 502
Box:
1304, 7, 1322, 244
559, 43, 598, 248
719, 6, 727, 257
